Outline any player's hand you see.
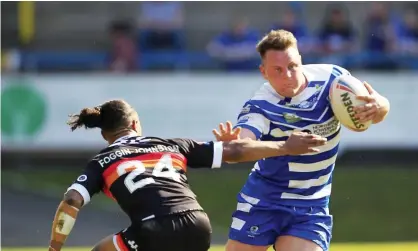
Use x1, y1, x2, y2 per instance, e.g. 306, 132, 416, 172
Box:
283, 132, 327, 155
354, 82, 389, 124
212, 121, 241, 142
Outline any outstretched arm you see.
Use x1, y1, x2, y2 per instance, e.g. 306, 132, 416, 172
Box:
49, 190, 84, 251
221, 138, 287, 162
221, 132, 326, 163
212, 121, 327, 163
212, 122, 288, 161
173, 127, 326, 168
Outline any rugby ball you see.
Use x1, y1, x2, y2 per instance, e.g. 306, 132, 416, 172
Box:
329, 75, 372, 132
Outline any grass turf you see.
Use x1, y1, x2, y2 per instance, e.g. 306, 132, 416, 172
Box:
3, 243, 418, 251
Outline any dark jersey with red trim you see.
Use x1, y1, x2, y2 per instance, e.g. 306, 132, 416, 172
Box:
67, 135, 223, 222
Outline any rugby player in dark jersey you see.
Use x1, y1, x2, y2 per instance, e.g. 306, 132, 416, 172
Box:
48, 99, 327, 251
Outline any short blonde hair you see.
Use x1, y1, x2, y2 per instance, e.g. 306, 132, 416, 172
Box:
256, 29, 298, 58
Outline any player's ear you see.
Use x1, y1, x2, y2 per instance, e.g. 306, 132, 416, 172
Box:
259, 64, 268, 80
132, 120, 141, 135
131, 120, 136, 131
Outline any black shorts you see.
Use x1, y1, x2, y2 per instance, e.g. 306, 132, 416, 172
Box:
114, 210, 212, 251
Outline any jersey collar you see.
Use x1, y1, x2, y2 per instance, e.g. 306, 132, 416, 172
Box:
113, 133, 138, 144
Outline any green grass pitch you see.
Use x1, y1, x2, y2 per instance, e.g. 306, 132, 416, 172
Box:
3, 243, 418, 251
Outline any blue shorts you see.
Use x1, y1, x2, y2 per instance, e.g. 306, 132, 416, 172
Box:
228, 193, 333, 251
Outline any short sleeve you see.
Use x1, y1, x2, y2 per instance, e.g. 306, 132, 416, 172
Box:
235, 102, 270, 139
66, 160, 104, 206
169, 138, 223, 169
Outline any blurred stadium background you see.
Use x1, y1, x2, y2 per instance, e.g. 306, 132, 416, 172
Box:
1, 1, 418, 250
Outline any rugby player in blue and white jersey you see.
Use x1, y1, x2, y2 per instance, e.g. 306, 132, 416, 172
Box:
213, 30, 390, 251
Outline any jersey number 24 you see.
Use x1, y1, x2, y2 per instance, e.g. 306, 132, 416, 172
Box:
116, 154, 181, 193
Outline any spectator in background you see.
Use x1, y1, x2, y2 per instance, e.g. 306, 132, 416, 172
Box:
109, 21, 137, 73
207, 19, 259, 71
397, 9, 418, 55
317, 6, 355, 67
318, 7, 355, 54
269, 9, 312, 54
364, 2, 397, 53
362, 2, 400, 70
137, 1, 185, 51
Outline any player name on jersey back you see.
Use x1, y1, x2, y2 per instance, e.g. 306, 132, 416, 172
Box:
235, 64, 349, 208
97, 144, 181, 167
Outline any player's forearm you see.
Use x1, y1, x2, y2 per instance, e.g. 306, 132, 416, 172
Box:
222, 139, 288, 162
49, 191, 83, 251
373, 95, 390, 124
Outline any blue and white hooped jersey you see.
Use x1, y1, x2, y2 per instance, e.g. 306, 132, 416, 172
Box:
235, 64, 350, 208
